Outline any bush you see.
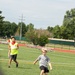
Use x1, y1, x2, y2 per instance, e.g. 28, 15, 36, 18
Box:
31, 35, 39, 45
25, 29, 50, 46
38, 35, 49, 46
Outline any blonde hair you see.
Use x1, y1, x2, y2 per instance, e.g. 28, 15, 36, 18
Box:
42, 47, 47, 52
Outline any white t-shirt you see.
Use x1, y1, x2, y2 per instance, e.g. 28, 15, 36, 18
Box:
37, 55, 50, 67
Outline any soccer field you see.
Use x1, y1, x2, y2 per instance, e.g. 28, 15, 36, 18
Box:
0, 44, 75, 75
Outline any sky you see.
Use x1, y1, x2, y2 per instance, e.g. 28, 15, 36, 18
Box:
0, 0, 75, 29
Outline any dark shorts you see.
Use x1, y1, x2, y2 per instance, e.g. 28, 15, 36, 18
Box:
40, 66, 49, 73
10, 54, 17, 61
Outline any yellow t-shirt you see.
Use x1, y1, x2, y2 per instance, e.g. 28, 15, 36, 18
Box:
10, 43, 18, 55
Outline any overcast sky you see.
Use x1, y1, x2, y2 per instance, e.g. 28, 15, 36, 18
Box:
0, 0, 75, 29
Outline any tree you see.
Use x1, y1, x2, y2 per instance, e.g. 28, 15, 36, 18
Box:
47, 26, 53, 32
0, 11, 4, 37
18, 22, 27, 37
2, 21, 18, 37
52, 25, 61, 38
3, 21, 12, 37
38, 35, 49, 46
26, 23, 34, 31
62, 8, 75, 39
25, 29, 50, 46
11, 22, 18, 35
47, 26, 53, 38
25, 29, 38, 45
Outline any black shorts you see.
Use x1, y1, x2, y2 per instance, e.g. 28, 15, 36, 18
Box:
10, 54, 17, 61
40, 66, 49, 73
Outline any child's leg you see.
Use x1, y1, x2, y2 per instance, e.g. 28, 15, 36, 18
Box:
14, 60, 18, 67
44, 73, 48, 75
40, 70, 44, 75
8, 57, 12, 67
14, 60, 18, 64
13, 55, 18, 67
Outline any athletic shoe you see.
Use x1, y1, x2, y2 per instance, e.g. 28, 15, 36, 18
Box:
8, 66, 10, 68
16, 63, 18, 68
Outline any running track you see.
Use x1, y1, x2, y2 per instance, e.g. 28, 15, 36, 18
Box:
19, 44, 75, 54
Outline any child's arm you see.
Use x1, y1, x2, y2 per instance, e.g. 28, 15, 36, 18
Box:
8, 49, 10, 57
16, 44, 19, 50
48, 62, 52, 70
8, 45, 11, 57
33, 59, 38, 65
33, 56, 40, 65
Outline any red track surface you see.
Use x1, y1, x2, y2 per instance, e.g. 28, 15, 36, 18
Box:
54, 48, 75, 54
19, 44, 75, 54
19, 44, 26, 46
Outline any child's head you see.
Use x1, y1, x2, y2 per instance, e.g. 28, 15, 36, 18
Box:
41, 48, 47, 55
11, 37, 16, 45
11, 37, 16, 41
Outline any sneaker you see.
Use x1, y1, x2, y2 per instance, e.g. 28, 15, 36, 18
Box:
16, 63, 18, 68
8, 66, 10, 68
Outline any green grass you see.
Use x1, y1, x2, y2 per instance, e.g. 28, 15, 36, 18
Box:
0, 44, 75, 75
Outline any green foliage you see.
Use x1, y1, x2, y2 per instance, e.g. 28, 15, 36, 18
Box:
25, 29, 50, 46
2, 21, 18, 37
25, 29, 38, 45
52, 25, 61, 38
31, 35, 39, 45
18, 22, 27, 37
1, 8, 75, 40
0, 11, 18, 37
0, 11, 4, 37
2, 21, 11, 37
38, 35, 49, 46
27, 23, 34, 31
11, 22, 18, 35
47, 26, 53, 32
51, 8, 75, 40
61, 8, 75, 39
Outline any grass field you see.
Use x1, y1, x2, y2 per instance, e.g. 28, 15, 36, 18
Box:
0, 44, 75, 75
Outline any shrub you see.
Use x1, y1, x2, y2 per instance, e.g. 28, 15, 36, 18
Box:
38, 35, 49, 46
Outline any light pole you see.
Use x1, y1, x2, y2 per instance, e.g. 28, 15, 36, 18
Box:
20, 14, 23, 41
